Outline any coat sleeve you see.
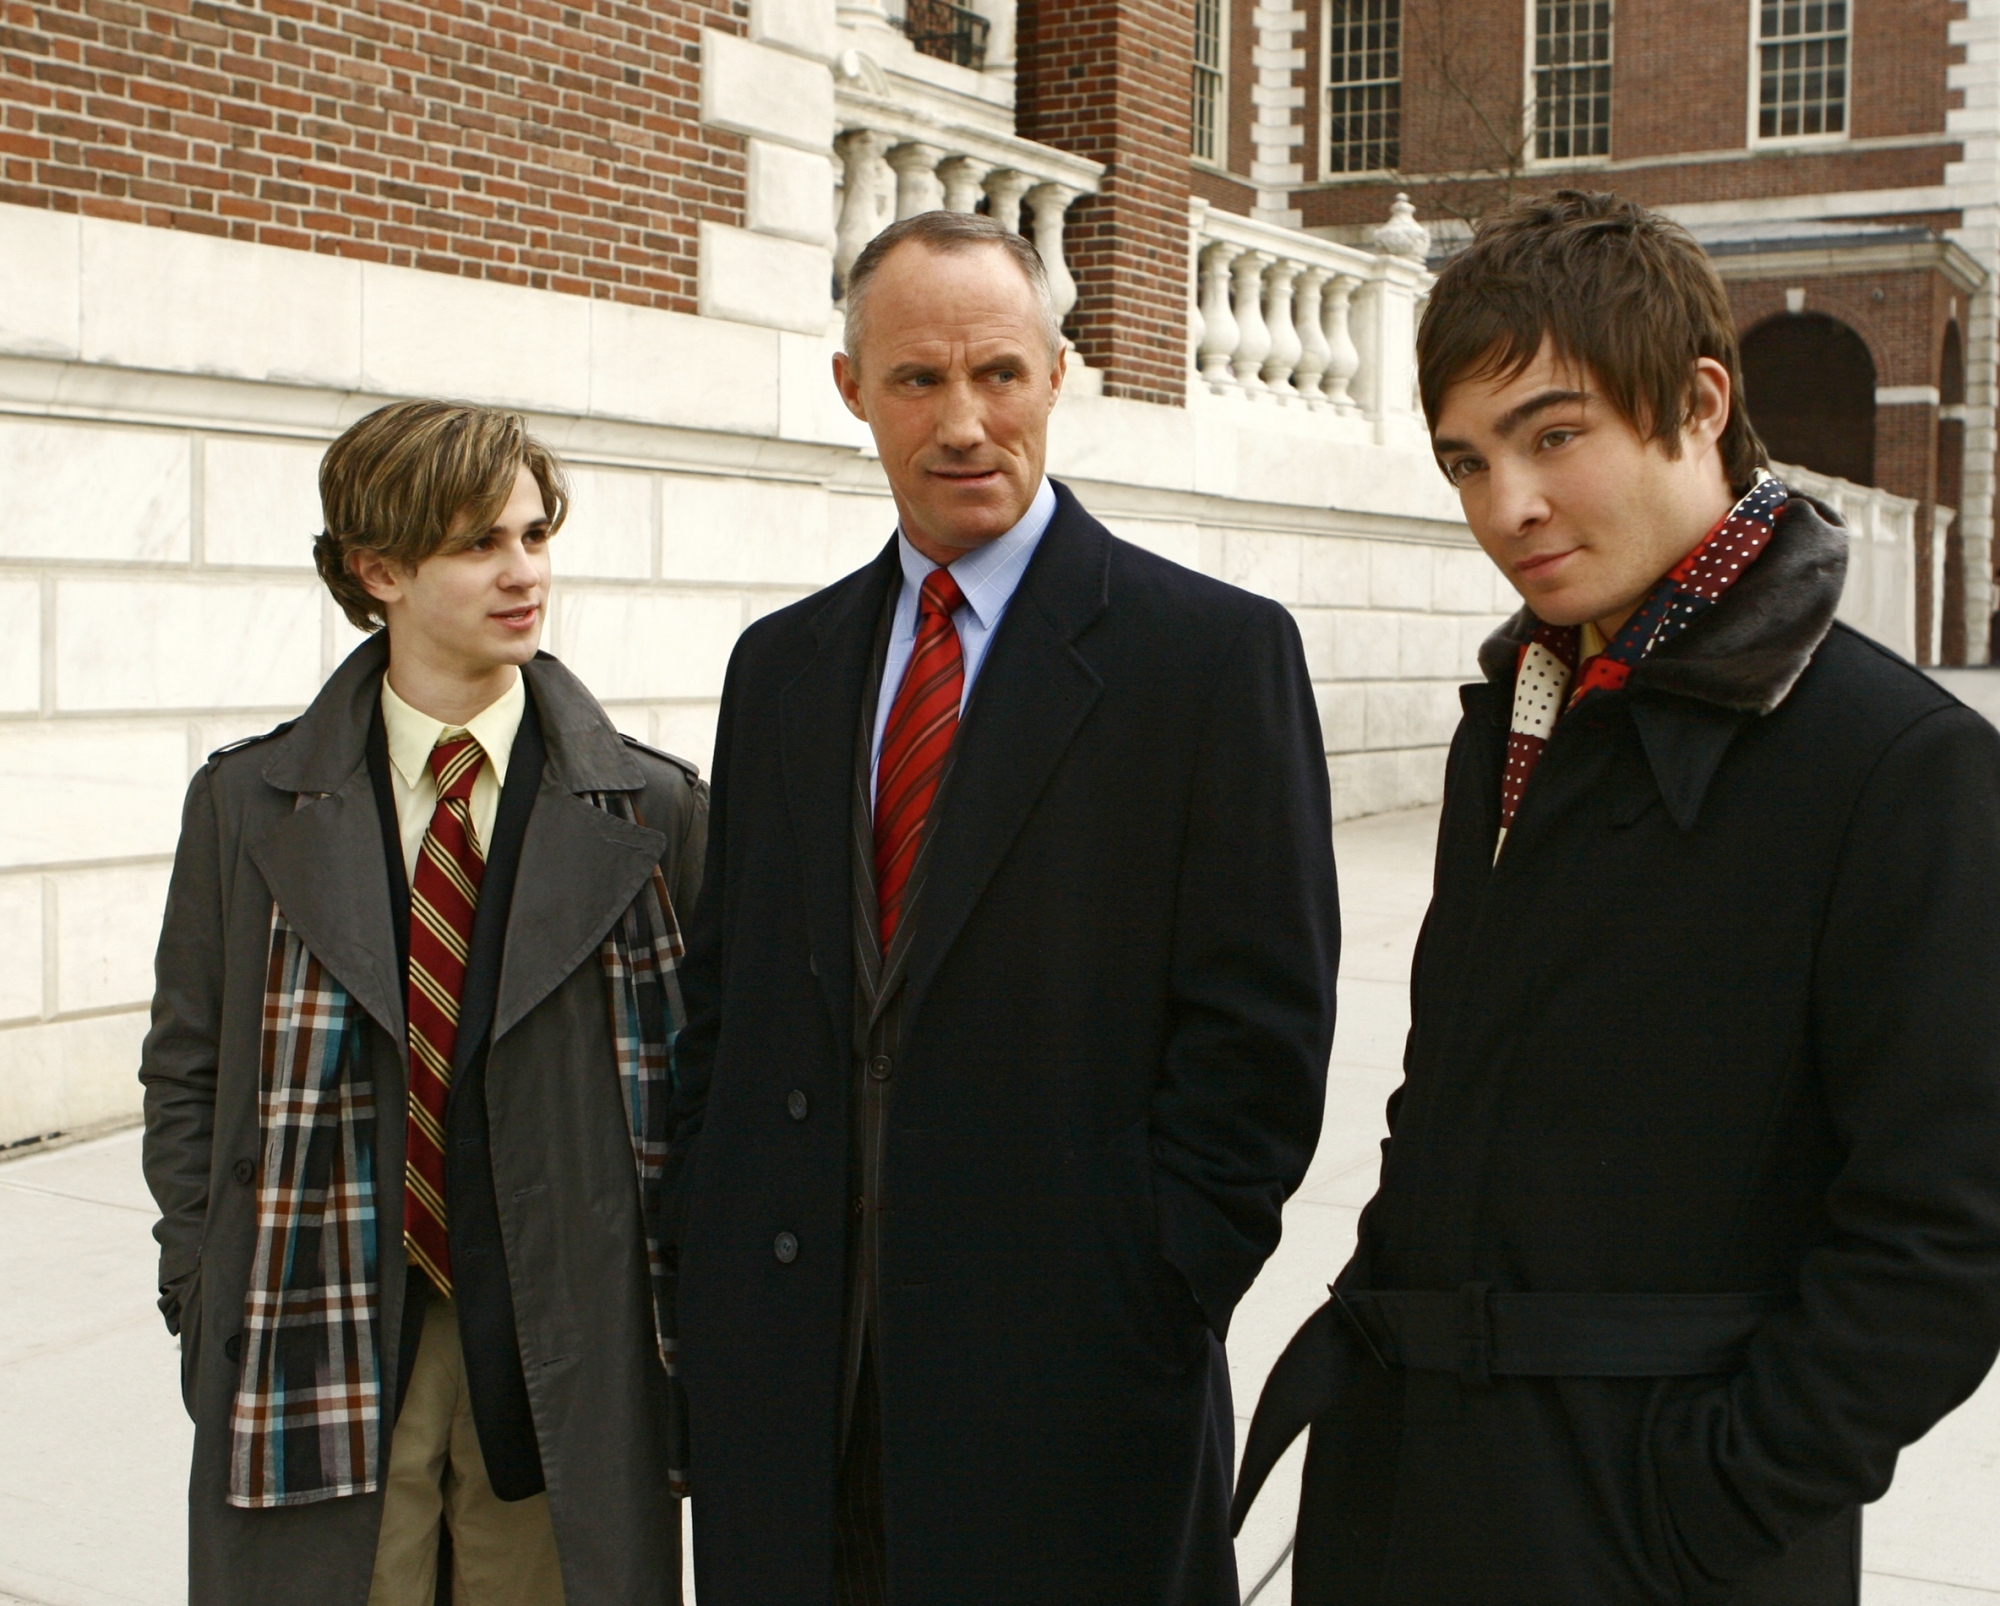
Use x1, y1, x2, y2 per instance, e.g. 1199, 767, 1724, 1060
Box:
140, 765, 228, 1335
1150, 598, 1341, 1335
1652, 702, 2000, 1586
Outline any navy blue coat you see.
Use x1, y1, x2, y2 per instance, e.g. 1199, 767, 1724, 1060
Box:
670, 483, 1340, 1605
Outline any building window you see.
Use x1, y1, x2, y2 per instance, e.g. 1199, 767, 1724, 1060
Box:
1193, 0, 1226, 163
1533, 1, 1613, 160
1757, 1, 1848, 139
1325, 0, 1401, 174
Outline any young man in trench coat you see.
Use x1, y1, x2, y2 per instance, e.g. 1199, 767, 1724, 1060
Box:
141, 400, 704, 1605
1237, 190, 2000, 1603
667, 211, 1340, 1605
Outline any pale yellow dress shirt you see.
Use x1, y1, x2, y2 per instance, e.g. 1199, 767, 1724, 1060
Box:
379, 673, 527, 879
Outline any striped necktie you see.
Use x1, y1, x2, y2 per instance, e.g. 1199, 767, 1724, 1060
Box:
875, 567, 966, 952
403, 733, 486, 1297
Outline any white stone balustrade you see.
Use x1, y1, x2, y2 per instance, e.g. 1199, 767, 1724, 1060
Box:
1190, 193, 1433, 450
830, 46, 1101, 314
1773, 459, 1920, 660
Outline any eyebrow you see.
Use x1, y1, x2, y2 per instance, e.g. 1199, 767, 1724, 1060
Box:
1432, 388, 1593, 455
882, 350, 1035, 383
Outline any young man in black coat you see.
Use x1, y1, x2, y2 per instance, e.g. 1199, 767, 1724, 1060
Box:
1237, 190, 2000, 1604
667, 211, 1340, 1605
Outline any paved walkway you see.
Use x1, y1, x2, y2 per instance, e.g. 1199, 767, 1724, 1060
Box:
2, 805, 1995, 1604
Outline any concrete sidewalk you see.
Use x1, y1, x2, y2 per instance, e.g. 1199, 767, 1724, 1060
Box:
3, 805, 1996, 1604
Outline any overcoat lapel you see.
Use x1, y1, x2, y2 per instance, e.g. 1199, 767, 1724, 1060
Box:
492, 657, 664, 1042
782, 539, 902, 1037
902, 492, 1108, 1011
250, 633, 405, 1043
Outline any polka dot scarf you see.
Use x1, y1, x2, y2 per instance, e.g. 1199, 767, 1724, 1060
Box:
1496, 475, 1790, 862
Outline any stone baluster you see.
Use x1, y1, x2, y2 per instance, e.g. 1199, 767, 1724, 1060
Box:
887, 141, 946, 220
937, 156, 993, 215
834, 128, 890, 293
1229, 250, 1273, 393
1260, 258, 1304, 401
984, 169, 1033, 234
1025, 182, 1080, 326
1320, 273, 1361, 414
1196, 240, 1243, 393
1291, 267, 1332, 405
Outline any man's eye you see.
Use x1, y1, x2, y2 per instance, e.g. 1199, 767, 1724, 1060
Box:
1539, 429, 1577, 451
1445, 457, 1484, 485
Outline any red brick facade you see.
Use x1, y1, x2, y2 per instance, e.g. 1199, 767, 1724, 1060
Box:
0, 0, 748, 311
1016, 0, 1193, 406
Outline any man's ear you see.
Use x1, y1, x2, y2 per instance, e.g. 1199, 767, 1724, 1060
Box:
833, 351, 868, 422
349, 547, 406, 608
1687, 356, 1732, 450
1046, 340, 1067, 407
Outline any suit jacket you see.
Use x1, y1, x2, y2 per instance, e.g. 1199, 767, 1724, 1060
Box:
670, 481, 1341, 1605
141, 633, 706, 1606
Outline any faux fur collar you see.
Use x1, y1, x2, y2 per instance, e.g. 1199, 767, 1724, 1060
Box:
1476, 494, 1849, 716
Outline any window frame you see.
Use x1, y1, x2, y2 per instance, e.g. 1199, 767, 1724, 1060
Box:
1321, 0, 1404, 179
1523, 0, 1616, 170
1746, 0, 1853, 150
1192, 0, 1229, 169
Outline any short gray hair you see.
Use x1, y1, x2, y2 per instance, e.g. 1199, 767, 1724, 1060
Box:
841, 211, 1065, 368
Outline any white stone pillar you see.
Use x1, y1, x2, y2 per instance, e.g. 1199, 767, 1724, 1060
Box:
1025, 182, 1080, 325
1260, 258, 1303, 400
1249, 6, 1306, 228
1321, 273, 1361, 413
1292, 266, 1332, 405
937, 155, 993, 214
984, 168, 1034, 234
887, 141, 946, 220
1197, 239, 1244, 393
834, 128, 890, 291
1230, 250, 1274, 393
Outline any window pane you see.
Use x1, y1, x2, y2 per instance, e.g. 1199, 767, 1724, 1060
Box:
1534, 0, 1613, 160
1192, 0, 1224, 160
1326, 0, 1402, 173
1758, 0, 1847, 137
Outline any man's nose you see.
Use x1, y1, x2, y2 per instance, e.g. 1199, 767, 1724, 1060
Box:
934, 379, 987, 451
1485, 457, 1551, 536
498, 542, 540, 589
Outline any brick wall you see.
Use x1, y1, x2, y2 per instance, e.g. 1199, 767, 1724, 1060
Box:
1615, 0, 1745, 159
0, 0, 749, 311
1016, 0, 1194, 406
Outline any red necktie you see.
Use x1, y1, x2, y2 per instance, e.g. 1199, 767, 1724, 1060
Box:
875, 568, 966, 951
403, 734, 486, 1297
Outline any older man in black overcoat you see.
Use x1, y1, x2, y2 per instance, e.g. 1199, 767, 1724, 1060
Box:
1238, 190, 2000, 1605
667, 213, 1339, 1604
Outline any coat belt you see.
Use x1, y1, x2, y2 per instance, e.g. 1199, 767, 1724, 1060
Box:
1339, 1284, 1794, 1387
1229, 1284, 1794, 1536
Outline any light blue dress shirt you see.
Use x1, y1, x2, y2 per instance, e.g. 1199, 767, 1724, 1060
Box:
869, 475, 1058, 796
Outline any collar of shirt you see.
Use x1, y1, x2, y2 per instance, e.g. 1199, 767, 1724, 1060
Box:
381, 671, 525, 788
892, 475, 1057, 640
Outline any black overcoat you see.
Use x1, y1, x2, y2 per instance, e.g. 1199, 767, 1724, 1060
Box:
670, 483, 1341, 1605
1241, 498, 2000, 1604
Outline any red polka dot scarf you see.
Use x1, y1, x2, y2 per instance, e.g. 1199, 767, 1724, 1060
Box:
1496, 475, 1790, 861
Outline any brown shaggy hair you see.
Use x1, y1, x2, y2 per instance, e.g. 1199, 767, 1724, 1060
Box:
313, 399, 568, 632
1417, 190, 1766, 492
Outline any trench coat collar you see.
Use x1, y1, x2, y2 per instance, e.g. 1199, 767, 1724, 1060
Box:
1472, 494, 1849, 830
249, 635, 662, 1044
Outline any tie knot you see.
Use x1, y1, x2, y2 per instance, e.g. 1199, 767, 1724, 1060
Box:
429, 734, 484, 802
919, 567, 965, 620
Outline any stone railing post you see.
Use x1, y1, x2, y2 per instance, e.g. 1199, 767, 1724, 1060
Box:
937, 155, 993, 214
1321, 273, 1361, 413
1197, 239, 1244, 393
1260, 258, 1304, 400
1025, 182, 1080, 326
1291, 267, 1332, 405
984, 168, 1034, 233
1229, 250, 1273, 393
834, 128, 890, 292
887, 141, 946, 220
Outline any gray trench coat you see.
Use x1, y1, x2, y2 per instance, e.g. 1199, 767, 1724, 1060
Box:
141, 634, 705, 1606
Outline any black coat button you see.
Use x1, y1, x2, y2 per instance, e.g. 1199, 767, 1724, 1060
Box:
787, 1089, 809, 1121
868, 1054, 893, 1081
773, 1231, 799, 1264
224, 1333, 243, 1362
232, 1158, 255, 1185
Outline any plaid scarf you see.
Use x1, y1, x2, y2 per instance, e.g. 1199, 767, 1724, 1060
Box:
1497, 475, 1789, 862
228, 787, 686, 1509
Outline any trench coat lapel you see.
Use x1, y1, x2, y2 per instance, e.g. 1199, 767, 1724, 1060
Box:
250, 633, 405, 1042
781, 540, 901, 1036
492, 655, 664, 1042
902, 489, 1108, 1011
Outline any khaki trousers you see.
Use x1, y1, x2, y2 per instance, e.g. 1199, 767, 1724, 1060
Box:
368, 1297, 565, 1606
